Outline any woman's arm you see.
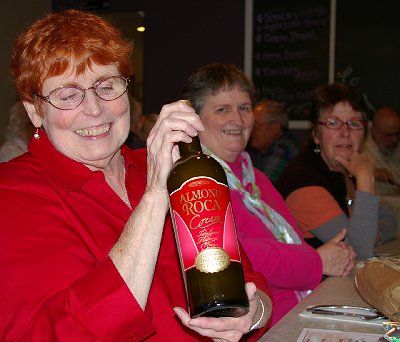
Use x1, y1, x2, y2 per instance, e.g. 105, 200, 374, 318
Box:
286, 186, 380, 258
109, 101, 204, 308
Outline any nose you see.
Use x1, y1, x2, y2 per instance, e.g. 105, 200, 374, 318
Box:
339, 122, 351, 136
81, 88, 102, 117
231, 108, 246, 124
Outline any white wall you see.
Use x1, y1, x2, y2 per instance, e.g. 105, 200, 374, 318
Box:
0, 1, 51, 143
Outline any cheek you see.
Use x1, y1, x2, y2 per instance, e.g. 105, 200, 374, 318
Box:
116, 99, 129, 118
43, 110, 73, 131
352, 133, 364, 149
203, 117, 222, 133
55, 115, 73, 129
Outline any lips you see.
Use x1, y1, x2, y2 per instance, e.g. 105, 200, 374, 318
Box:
75, 123, 111, 137
335, 143, 352, 149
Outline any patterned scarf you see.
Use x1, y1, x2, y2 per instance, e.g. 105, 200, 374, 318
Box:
202, 146, 301, 245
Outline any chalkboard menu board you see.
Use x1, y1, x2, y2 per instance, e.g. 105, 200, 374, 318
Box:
335, 1, 400, 119
252, 0, 330, 120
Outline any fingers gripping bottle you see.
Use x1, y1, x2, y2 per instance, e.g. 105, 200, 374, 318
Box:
167, 103, 249, 318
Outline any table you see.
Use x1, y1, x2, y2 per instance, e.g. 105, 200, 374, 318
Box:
260, 236, 400, 341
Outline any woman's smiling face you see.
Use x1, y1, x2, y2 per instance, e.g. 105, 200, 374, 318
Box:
313, 101, 365, 172
29, 63, 130, 168
198, 86, 254, 163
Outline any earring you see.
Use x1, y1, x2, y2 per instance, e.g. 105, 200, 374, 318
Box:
313, 144, 320, 154
34, 128, 40, 140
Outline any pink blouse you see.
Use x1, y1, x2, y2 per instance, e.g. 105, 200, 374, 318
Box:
228, 159, 323, 326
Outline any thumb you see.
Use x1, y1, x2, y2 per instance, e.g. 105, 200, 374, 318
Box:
245, 282, 257, 301
331, 228, 347, 243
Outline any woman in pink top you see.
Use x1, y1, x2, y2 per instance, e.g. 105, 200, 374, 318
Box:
181, 63, 356, 326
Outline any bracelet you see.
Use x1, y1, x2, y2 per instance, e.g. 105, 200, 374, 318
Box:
248, 298, 265, 332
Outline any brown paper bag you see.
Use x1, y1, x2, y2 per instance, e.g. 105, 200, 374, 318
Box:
355, 257, 400, 321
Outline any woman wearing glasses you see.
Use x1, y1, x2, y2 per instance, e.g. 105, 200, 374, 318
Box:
0, 10, 272, 342
276, 83, 396, 259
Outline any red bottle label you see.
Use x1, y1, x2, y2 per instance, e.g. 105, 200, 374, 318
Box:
169, 176, 241, 273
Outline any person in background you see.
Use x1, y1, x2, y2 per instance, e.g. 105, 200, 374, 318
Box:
247, 99, 300, 184
137, 113, 159, 145
0, 101, 35, 162
181, 63, 356, 327
125, 94, 145, 149
362, 107, 400, 195
0, 10, 273, 341
276, 83, 397, 259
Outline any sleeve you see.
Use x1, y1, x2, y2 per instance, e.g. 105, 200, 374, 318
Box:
285, 186, 343, 238
345, 191, 379, 258
239, 230, 322, 291
286, 186, 384, 259
19, 259, 155, 342
0, 189, 155, 342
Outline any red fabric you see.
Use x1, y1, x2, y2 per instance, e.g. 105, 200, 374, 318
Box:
0, 133, 270, 341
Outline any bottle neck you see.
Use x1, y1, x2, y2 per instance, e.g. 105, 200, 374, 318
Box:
178, 136, 202, 158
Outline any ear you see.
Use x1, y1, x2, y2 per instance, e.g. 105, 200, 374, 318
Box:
312, 127, 320, 145
23, 101, 44, 128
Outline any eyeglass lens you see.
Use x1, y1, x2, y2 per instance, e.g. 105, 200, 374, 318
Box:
47, 76, 128, 110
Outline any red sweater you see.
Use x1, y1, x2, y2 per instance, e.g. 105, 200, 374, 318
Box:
0, 133, 270, 341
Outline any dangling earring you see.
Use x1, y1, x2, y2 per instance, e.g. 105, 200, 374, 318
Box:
34, 128, 40, 140
313, 144, 320, 154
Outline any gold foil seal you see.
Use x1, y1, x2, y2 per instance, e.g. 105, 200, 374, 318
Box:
179, 99, 192, 107
195, 248, 230, 273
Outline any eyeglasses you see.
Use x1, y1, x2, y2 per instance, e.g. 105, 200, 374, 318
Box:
35, 75, 130, 110
318, 117, 367, 130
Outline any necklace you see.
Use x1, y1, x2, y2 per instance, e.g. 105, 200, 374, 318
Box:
121, 160, 131, 208
106, 157, 131, 208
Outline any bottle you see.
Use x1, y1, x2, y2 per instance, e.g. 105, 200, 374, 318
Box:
167, 104, 249, 318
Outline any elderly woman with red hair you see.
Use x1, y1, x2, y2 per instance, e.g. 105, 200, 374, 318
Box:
0, 10, 272, 342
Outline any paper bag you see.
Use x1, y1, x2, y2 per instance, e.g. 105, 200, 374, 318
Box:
355, 257, 400, 321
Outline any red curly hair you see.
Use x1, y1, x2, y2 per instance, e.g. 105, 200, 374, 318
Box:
11, 9, 133, 104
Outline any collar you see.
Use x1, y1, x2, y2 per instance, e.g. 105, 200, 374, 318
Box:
28, 131, 146, 191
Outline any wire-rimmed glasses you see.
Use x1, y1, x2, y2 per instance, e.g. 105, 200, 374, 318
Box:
318, 117, 367, 130
35, 75, 130, 110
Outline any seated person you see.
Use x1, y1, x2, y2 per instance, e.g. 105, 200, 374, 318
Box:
276, 83, 397, 259
247, 99, 300, 184
362, 106, 400, 195
0, 101, 35, 162
0, 10, 272, 341
181, 63, 356, 327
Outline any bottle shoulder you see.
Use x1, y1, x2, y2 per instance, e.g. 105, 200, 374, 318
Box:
168, 153, 228, 191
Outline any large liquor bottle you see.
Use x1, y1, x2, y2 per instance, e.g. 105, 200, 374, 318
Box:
167, 125, 249, 318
